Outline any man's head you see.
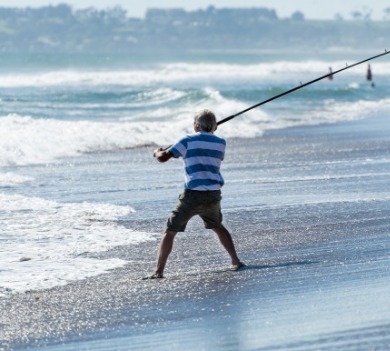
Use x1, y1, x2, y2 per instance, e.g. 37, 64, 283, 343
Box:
194, 109, 217, 133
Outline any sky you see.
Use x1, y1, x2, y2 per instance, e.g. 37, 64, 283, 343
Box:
0, 0, 388, 20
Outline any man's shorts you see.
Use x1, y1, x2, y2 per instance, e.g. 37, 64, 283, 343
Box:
165, 189, 223, 232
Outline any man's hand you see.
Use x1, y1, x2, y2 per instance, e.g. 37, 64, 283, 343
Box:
153, 147, 173, 163
153, 147, 163, 158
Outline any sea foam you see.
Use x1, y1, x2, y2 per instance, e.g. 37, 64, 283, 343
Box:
0, 60, 389, 88
0, 193, 155, 295
0, 172, 33, 187
1, 96, 389, 167
0, 90, 270, 166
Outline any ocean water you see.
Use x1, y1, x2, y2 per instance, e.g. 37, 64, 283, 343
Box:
1, 51, 390, 298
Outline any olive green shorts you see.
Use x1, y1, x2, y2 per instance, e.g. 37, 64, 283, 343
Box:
165, 189, 223, 232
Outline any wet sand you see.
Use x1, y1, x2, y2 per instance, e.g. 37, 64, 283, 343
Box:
2, 114, 390, 351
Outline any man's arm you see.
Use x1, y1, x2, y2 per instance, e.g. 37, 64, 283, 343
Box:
153, 147, 173, 163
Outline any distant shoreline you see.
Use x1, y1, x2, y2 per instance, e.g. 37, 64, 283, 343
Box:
0, 5, 388, 53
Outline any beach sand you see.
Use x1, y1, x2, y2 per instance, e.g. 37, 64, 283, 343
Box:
2, 113, 390, 351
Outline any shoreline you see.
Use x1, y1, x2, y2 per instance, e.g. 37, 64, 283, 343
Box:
2, 112, 390, 351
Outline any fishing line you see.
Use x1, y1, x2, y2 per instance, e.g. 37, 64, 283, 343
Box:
217, 49, 389, 126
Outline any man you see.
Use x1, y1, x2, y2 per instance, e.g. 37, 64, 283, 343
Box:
149, 109, 244, 278
366, 64, 373, 81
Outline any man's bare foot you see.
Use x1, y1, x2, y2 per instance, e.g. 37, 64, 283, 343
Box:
231, 262, 246, 271
142, 272, 164, 280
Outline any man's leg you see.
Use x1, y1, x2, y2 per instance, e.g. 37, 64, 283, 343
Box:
212, 224, 243, 267
154, 230, 177, 277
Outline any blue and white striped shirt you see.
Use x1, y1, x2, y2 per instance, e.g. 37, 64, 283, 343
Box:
168, 132, 226, 190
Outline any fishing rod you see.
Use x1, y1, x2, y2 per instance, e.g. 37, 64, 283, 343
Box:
156, 50, 388, 154
217, 49, 389, 126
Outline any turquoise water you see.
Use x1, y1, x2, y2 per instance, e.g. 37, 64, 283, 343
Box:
1, 51, 390, 350
1, 51, 389, 295
0, 53, 390, 292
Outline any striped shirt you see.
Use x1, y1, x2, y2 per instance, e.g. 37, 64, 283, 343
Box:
168, 132, 226, 190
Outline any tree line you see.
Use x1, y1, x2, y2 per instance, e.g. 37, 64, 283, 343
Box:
0, 5, 388, 53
